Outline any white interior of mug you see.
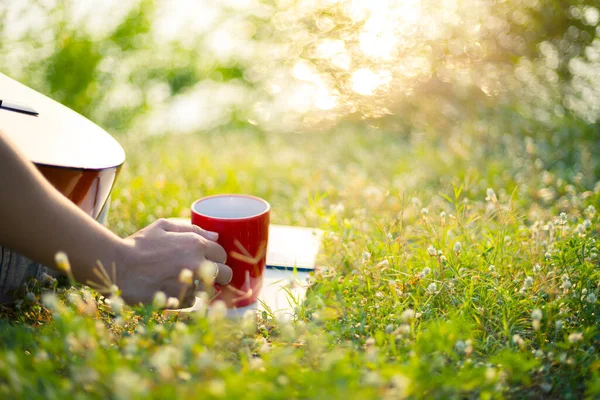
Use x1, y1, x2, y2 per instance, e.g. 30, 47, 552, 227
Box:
193, 195, 269, 219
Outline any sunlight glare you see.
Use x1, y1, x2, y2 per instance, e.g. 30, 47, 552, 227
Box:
394, 0, 422, 28
315, 87, 338, 110
351, 68, 382, 96
316, 39, 351, 70
359, 13, 398, 60
292, 59, 320, 82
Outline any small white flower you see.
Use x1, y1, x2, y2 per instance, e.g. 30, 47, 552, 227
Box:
531, 309, 542, 321
199, 260, 218, 284
555, 320, 563, 330
440, 255, 447, 263
329, 203, 345, 214
363, 371, 382, 386
166, 297, 180, 309
420, 208, 429, 216
455, 340, 466, 353
389, 374, 410, 396
440, 211, 447, 218
67, 293, 86, 310
586, 205, 596, 218
464, 339, 473, 354
25, 292, 36, 302
400, 309, 415, 322
207, 379, 226, 397
209, 300, 227, 320
54, 251, 71, 273
109, 295, 125, 315
179, 269, 193, 284
41, 272, 57, 285
533, 264, 541, 273
426, 283, 437, 294
42, 293, 60, 312
488, 265, 496, 272
241, 311, 256, 335
485, 188, 496, 201
248, 357, 265, 371
152, 291, 166, 309
277, 375, 290, 386
586, 293, 597, 303
559, 212, 568, 224
512, 334, 524, 346
524, 276, 534, 288
427, 245, 437, 256
584, 219, 592, 229
454, 241, 462, 253
420, 267, 431, 277
568, 332, 583, 343
534, 349, 544, 358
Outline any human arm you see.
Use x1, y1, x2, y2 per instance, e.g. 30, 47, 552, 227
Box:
0, 131, 232, 305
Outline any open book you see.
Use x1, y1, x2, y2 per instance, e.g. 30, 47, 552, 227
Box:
266, 224, 323, 271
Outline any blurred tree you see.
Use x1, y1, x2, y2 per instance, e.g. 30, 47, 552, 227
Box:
0, 0, 599, 136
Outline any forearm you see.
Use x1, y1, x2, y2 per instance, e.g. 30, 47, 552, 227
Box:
0, 131, 127, 286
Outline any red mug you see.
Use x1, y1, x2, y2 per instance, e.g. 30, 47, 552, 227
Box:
191, 194, 270, 308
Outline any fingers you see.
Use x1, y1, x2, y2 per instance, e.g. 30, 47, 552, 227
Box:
214, 262, 233, 285
157, 220, 225, 262
203, 240, 227, 263
167, 231, 228, 271
157, 218, 218, 241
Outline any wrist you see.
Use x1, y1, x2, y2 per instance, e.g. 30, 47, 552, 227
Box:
113, 237, 135, 289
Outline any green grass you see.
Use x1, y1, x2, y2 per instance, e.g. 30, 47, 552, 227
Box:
2, 0, 600, 397
1, 116, 600, 399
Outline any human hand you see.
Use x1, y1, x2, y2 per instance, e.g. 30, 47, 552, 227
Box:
112, 218, 233, 306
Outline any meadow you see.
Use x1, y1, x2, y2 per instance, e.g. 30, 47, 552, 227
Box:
1, 0, 600, 398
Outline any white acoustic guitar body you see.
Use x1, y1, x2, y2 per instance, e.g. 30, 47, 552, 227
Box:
0, 72, 125, 220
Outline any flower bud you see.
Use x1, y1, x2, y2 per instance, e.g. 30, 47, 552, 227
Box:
179, 268, 193, 285
152, 291, 167, 309
54, 251, 71, 273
